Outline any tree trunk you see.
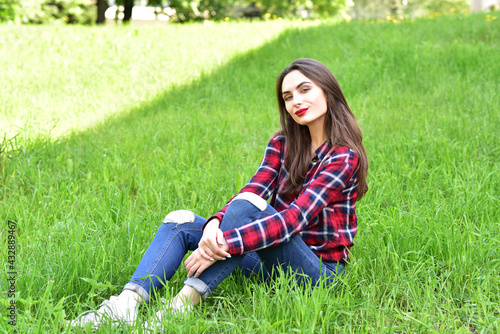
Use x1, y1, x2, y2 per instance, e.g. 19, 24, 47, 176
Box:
123, 0, 134, 22
96, 0, 108, 24
390, 0, 398, 16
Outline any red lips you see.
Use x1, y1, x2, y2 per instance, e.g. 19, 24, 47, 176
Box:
295, 108, 308, 116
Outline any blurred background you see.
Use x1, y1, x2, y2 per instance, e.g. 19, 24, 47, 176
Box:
1, 0, 498, 25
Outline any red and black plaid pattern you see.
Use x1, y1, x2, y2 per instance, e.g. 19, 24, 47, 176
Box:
209, 133, 360, 263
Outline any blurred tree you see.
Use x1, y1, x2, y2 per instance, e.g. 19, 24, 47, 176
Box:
313, 0, 347, 17
96, 0, 108, 23
168, 0, 199, 22
0, 0, 20, 21
5, 0, 95, 23
198, 0, 236, 20
259, 0, 347, 18
123, 0, 133, 21
421, 0, 468, 13
259, 0, 294, 18
349, 0, 468, 18
114, 0, 134, 22
148, 0, 239, 22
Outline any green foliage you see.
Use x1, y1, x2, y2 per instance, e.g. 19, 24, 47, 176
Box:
168, 0, 202, 22
422, 0, 468, 14
350, 0, 469, 18
0, 0, 95, 23
312, 0, 346, 17
198, 0, 237, 20
259, 0, 293, 18
0, 0, 21, 21
146, 0, 239, 22
46, 0, 96, 24
258, 0, 346, 19
151, 0, 345, 23
17, 0, 51, 23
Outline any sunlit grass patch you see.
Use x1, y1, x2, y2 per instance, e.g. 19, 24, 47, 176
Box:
0, 21, 299, 141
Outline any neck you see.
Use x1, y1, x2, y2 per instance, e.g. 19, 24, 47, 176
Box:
308, 118, 327, 152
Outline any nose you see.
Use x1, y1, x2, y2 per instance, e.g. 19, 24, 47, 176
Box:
293, 94, 302, 106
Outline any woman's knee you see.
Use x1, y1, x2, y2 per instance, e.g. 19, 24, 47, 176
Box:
230, 192, 268, 211
162, 210, 196, 225
221, 193, 272, 230
156, 210, 204, 248
159, 210, 205, 237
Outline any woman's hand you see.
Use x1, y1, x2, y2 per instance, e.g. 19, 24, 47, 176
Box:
184, 248, 217, 278
184, 219, 231, 278
197, 218, 230, 261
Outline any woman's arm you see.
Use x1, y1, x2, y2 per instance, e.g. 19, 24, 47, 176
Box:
223, 147, 359, 255
203, 133, 284, 228
195, 218, 229, 261
184, 219, 230, 278
192, 133, 283, 263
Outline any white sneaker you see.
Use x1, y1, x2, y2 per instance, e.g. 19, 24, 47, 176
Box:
142, 297, 193, 331
70, 294, 139, 328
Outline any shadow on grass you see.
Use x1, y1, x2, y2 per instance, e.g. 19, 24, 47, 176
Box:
7, 19, 411, 170
4, 14, 499, 223
3, 22, 378, 207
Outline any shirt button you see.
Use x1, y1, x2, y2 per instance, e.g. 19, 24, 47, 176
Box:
312, 157, 319, 163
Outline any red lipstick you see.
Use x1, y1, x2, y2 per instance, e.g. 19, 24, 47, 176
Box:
295, 108, 308, 116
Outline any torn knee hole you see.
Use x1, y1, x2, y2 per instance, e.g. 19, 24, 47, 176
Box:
163, 210, 195, 224
231, 192, 267, 211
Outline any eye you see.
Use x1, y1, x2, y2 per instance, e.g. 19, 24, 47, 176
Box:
284, 95, 292, 101
301, 87, 310, 93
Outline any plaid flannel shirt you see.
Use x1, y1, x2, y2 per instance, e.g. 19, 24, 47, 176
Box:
208, 132, 360, 263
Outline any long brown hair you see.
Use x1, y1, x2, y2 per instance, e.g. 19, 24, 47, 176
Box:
276, 58, 368, 199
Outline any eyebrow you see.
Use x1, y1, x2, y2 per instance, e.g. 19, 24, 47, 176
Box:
282, 81, 312, 96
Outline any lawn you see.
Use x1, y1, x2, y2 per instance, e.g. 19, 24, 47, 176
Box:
1, 13, 499, 333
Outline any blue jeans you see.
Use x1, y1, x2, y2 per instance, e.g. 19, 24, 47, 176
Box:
123, 193, 344, 303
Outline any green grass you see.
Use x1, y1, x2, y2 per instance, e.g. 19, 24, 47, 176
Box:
1, 13, 499, 333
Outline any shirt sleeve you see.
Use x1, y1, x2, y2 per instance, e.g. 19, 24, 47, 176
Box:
223, 148, 359, 255
204, 133, 283, 227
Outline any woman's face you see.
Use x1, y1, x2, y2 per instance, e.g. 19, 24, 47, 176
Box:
281, 70, 328, 128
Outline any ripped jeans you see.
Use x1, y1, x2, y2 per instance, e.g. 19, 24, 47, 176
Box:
123, 193, 344, 303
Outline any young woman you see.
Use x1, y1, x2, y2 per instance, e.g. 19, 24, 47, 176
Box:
71, 58, 368, 328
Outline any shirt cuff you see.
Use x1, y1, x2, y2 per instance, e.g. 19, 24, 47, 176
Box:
203, 213, 224, 230
223, 229, 244, 255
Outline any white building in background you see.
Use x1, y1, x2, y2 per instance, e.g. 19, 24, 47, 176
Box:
105, 0, 174, 22
470, 0, 500, 11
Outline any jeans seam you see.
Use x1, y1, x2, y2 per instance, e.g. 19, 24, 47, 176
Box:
135, 226, 200, 289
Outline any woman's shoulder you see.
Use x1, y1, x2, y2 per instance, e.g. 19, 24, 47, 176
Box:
267, 130, 286, 147
270, 130, 285, 141
327, 146, 359, 166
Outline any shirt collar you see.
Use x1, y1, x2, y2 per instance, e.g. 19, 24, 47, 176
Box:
314, 140, 333, 161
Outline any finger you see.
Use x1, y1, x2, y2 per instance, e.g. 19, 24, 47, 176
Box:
185, 260, 198, 272
185, 254, 193, 268
199, 241, 227, 261
201, 247, 226, 261
199, 237, 219, 254
194, 259, 215, 278
201, 236, 229, 258
194, 265, 205, 277
187, 261, 201, 278
216, 229, 225, 246
198, 247, 216, 261
185, 251, 198, 267
185, 255, 194, 272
